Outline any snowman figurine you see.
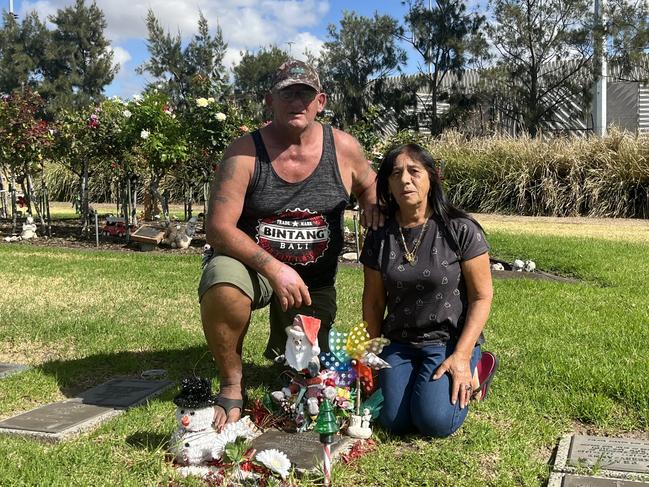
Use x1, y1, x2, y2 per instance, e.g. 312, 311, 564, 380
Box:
169, 377, 222, 465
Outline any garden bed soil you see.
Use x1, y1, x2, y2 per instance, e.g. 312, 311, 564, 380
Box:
1, 216, 577, 283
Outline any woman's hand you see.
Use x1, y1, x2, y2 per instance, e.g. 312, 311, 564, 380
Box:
432, 352, 473, 409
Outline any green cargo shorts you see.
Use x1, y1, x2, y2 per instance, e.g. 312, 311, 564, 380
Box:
198, 253, 336, 360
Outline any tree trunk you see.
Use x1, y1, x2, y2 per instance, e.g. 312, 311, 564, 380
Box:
28, 174, 45, 227
0, 169, 8, 218
80, 162, 90, 236
10, 170, 18, 234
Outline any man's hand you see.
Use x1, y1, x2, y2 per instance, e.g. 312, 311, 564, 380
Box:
267, 262, 312, 311
359, 202, 383, 231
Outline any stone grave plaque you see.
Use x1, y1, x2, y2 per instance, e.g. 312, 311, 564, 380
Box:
77, 378, 173, 408
0, 362, 28, 378
562, 474, 649, 486
251, 429, 355, 472
568, 435, 649, 474
0, 401, 113, 433
131, 225, 165, 245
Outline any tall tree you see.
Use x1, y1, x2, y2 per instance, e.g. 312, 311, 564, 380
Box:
138, 10, 228, 108
607, 0, 649, 81
320, 11, 407, 128
400, 0, 488, 135
233, 46, 290, 119
487, 0, 593, 137
42, 0, 117, 112
0, 11, 49, 95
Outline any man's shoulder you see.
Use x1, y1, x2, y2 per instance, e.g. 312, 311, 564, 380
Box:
330, 126, 363, 158
222, 133, 257, 163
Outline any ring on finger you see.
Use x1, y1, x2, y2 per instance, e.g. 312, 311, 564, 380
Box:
464, 384, 472, 391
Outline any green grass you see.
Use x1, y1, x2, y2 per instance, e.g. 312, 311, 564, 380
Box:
0, 230, 648, 486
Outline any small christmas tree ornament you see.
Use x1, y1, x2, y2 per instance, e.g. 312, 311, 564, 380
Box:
314, 398, 339, 486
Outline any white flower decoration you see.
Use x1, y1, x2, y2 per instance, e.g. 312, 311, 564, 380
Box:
256, 449, 291, 479
122, 109, 132, 118
196, 97, 209, 107
211, 417, 259, 459
215, 112, 226, 121
140, 129, 150, 139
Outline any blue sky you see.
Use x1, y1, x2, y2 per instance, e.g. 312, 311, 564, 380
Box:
5, 0, 433, 99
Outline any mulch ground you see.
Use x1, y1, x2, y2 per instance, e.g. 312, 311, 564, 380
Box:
0, 217, 573, 282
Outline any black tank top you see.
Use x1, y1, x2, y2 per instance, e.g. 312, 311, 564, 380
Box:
238, 124, 350, 289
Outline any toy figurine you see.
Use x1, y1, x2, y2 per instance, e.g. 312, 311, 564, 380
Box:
170, 377, 222, 465
20, 216, 37, 240
346, 408, 373, 439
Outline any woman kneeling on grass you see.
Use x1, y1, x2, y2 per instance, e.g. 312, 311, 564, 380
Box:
361, 143, 497, 437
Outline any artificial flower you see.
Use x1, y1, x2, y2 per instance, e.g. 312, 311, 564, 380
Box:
215, 112, 226, 121
140, 129, 150, 139
196, 97, 209, 108
255, 449, 290, 479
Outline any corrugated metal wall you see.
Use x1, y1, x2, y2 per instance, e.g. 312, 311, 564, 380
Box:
639, 83, 649, 135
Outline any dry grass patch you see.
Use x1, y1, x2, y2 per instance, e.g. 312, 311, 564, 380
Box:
475, 213, 649, 243
0, 338, 75, 365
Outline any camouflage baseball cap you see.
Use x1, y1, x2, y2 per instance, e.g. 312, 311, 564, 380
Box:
271, 59, 321, 92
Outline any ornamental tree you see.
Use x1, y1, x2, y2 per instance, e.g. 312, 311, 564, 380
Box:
0, 89, 53, 230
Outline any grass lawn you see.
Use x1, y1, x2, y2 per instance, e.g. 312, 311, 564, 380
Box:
0, 217, 648, 486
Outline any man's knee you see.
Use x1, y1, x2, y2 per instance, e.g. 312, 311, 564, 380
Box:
200, 283, 253, 323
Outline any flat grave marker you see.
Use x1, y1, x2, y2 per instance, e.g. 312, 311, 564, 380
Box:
568, 435, 649, 475
0, 363, 28, 379
0, 378, 173, 442
78, 378, 173, 408
251, 429, 356, 472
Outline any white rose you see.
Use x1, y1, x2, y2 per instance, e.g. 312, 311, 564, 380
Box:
196, 97, 209, 107
122, 109, 132, 118
140, 129, 150, 139
215, 112, 226, 121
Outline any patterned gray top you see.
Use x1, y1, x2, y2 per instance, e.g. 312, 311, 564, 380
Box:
360, 216, 489, 345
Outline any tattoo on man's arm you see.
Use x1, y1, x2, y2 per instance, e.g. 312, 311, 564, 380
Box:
212, 159, 237, 194
251, 250, 272, 269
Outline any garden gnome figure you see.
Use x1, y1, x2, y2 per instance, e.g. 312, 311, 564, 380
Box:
20, 216, 37, 240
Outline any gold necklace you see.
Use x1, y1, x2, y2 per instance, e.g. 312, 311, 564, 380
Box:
398, 216, 430, 266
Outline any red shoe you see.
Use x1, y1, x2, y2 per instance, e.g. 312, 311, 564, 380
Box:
474, 351, 499, 401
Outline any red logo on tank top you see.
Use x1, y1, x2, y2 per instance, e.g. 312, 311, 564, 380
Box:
256, 209, 330, 265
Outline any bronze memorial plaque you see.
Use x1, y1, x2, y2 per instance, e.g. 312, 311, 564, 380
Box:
568, 435, 649, 474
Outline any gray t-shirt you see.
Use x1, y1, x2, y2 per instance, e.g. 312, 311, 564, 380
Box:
360, 216, 489, 345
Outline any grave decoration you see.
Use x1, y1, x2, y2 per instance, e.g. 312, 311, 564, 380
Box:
161, 217, 197, 249
268, 316, 390, 436
168, 317, 390, 483
169, 376, 294, 484
3, 216, 38, 242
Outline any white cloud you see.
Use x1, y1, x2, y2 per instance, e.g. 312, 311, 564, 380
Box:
18, 0, 331, 98
110, 45, 132, 69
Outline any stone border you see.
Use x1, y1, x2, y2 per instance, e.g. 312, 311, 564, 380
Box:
549, 472, 649, 486
554, 434, 649, 482
0, 363, 29, 379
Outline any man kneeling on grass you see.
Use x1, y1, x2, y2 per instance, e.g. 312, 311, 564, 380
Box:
198, 59, 382, 431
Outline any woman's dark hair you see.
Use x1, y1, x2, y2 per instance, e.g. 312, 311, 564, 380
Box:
376, 142, 484, 255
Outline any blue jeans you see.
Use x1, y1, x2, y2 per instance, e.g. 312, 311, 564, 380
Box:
379, 341, 481, 437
